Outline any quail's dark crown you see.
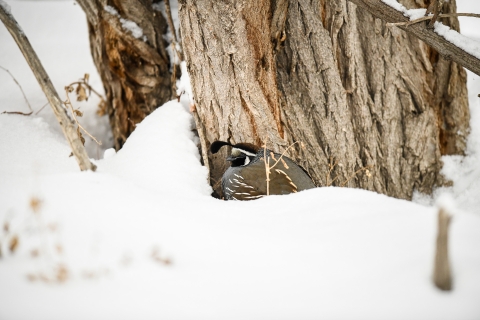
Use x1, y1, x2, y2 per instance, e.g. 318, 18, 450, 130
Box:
210, 141, 259, 167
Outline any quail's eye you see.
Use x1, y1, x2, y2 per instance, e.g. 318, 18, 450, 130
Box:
231, 148, 241, 157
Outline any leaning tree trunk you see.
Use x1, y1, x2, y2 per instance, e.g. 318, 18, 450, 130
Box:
77, 0, 174, 149
179, 0, 469, 199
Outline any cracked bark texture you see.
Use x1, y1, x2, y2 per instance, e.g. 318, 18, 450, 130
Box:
78, 0, 173, 149
179, 0, 469, 199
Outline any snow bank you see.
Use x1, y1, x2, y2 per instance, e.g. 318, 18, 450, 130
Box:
100, 101, 211, 197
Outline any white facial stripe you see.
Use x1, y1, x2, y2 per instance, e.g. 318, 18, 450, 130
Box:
232, 147, 256, 157
244, 157, 250, 166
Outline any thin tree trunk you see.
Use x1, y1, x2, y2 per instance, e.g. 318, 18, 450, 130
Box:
179, 0, 469, 199
77, 0, 173, 149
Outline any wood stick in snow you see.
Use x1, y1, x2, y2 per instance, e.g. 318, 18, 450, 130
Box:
433, 208, 452, 291
0, 2, 96, 171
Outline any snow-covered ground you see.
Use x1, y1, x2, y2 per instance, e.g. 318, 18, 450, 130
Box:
0, 1, 479, 319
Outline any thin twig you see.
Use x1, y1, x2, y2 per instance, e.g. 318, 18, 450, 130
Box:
34, 102, 49, 115
69, 81, 104, 101
326, 156, 338, 186
0, 65, 33, 112
165, 0, 183, 96
164, 0, 184, 61
1, 110, 32, 116
270, 141, 299, 170
386, 13, 480, 28
263, 138, 270, 196
340, 166, 373, 187
165, 0, 177, 43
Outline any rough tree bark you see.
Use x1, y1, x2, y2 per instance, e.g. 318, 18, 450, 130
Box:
79, 0, 470, 200
179, 0, 469, 199
77, 0, 173, 149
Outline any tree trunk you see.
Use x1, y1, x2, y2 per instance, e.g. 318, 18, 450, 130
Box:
179, 0, 469, 199
77, 0, 174, 149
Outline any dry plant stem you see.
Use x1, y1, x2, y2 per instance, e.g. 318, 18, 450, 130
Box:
1, 110, 32, 116
0, 65, 32, 112
165, 0, 183, 96
326, 157, 338, 186
270, 141, 299, 170
0, 6, 96, 171
34, 102, 49, 115
165, 0, 177, 42
386, 13, 480, 27
69, 80, 104, 101
347, 0, 480, 76
340, 166, 373, 187
433, 208, 453, 291
263, 140, 270, 196
165, 0, 184, 61
64, 87, 102, 146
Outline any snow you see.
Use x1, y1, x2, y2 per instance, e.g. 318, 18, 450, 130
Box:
381, 0, 406, 13
104, 5, 145, 41
1, 0, 480, 319
0, 0, 11, 13
177, 61, 194, 105
382, 0, 480, 60
434, 22, 480, 59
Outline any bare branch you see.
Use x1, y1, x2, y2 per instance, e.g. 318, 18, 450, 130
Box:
0, 5, 96, 171
1, 110, 32, 116
34, 102, 49, 115
347, 0, 480, 76
165, 0, 184, 61
386, 13, 480, 28
0, 65, 32, 112
64, 84, 102, 146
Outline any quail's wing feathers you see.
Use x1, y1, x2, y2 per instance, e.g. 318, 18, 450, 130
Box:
222, 151, 315, 200
222, 165, 265, 200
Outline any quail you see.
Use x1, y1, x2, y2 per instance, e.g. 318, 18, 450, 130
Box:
210, 141, 316, 200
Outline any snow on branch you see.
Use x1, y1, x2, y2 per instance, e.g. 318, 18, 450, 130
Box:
347, 0, 480, 76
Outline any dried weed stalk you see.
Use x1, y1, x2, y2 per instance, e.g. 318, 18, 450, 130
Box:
0, 65, 51, 116
64, 74, 102, 146
0, 196, 72, 284
151, 246, 172, 266
0, 65, 33, 113
326, 157, 372, 187
263, 140, 302, 196
165, 0, 184, 95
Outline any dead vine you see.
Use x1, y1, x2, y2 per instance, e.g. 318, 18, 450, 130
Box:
326, 157, 372, 187
64, 74, 102, 146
